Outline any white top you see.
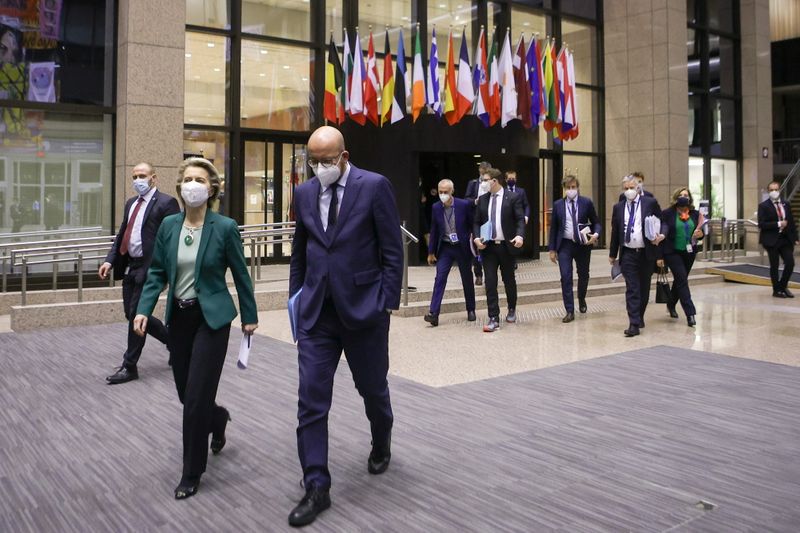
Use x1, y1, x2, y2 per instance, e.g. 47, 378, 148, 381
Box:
563, 198, 578, 241
126, 187, 157, 258
319, 163, 351, 231
489, 187, 506, 241
623, 198, 645, 249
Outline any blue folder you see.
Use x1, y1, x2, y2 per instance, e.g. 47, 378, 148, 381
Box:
479, 221, 493, 242
288, 288, 302, 343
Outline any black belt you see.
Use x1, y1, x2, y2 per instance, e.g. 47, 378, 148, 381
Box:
622, 246, 645, 253
175, 298, 199, 309
128, 256, 145, 266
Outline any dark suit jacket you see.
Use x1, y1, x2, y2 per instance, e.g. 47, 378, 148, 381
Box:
609, 195, 663, 262
758, 198, 798, 247
506, 185, 530, 219
473, 189, 526, 256
137, 210, 258, 329
464, 178, 480, 203
105, 190, 180, 280
660, 207, 701, 255
548, 195, 601, 252
428, 198, 473, 256
618, 189, 655, 202
289, 164, 404, 331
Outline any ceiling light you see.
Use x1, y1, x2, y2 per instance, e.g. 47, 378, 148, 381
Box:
193, 75, 200, 79
301, 77, 308, 81
283, 65, 290, 69
207, 42, 215, 47
260, 49, 268, 54
213, 67, 221, 72
439, 3, 446, 8
259, 73, 266, 77
185, 53, 192, 58
523, 22, 530, 26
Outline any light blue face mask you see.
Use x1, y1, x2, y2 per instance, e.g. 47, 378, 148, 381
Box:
133, 178, 151, 196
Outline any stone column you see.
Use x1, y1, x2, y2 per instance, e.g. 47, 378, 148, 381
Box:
115, 0, 186, 222
740, 0, 772, 221
603, 0, 688, 237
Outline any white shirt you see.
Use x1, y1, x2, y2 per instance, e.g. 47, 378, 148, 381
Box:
489, 187, 506, 241
319, 162, 350, 231
563, 198, 579, 241
126, 186, 157, 258
623, 198, 645, 249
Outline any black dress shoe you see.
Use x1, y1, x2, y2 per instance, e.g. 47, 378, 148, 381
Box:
639, 321, 645, 328
288, 487, 331, 527
174, 475, 201, 500
474, 276, 483, 286
211, 407, 231, 455
773, 291, 788, 298
368, 434, 391, 474
784, 288, 794, 298
505, 308, 517, 323
687, 315, 696, 327
423, 313, 439, 327
483, 318, 500, 332
562, 312, 575, 323
667, 303, 679, 318
624, 325, 640, 337
467, 310, 476, 321
106, 366, 138, 385
578, 300, 587, 314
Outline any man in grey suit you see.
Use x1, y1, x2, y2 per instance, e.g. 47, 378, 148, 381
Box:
100, 162, 180, 384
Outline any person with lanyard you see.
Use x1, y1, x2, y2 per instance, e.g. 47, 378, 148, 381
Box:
424, 179, 477, 326
658, 188, 704, 326
609, 175, 664, 337
133, 157, 259, 500
548, 175, 601, 323
757, 180, 799, 298
464, 161, 493, 285
473, 168, 526, 333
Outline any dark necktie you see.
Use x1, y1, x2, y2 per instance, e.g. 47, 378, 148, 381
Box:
624, 200, 636, 244
326, 182, 339, 235
490, 193, 498, 239
120, 197, 145, 256
570, 199, 580, 242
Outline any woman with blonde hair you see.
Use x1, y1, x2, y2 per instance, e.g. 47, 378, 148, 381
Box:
133, 157, 258, 499
658, 187, 704, 326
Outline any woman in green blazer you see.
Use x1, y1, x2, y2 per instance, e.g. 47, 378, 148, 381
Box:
133, 157, 258, 500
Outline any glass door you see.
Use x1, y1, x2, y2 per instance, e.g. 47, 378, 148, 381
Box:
243, 140, 274, 226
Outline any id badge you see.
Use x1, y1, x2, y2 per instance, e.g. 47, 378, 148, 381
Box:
686, 244, 693, 253
449, 233, 459, 243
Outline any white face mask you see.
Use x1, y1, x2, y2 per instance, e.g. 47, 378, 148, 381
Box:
478, 181, 491, 196
439, 193, 451, 203
132, 178, 151, 196
565, 189, 578, 200
314, 165, 342, 188
624, 188, 639, 201
180, 180, 210, 208
769, 190, 780, 201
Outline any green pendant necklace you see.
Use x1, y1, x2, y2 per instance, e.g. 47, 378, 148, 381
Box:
183, 224, 203, 246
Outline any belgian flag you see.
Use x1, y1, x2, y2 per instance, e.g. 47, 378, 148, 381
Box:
324, 35, 344, 124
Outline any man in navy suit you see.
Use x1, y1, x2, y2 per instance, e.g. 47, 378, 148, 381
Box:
548, 175, 601, 323
473, 168, 526, 332
464, 161, 492, 285
424, 179, 476, 326
617, 170, 655, 202
758, 180, 799, 298
505, 171, 530, 225
609, 175, 663, 337
288, 126, 403, 527
99, 162, 180, 384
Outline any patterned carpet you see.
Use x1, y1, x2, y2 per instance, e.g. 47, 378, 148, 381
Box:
0, 324, 798, 532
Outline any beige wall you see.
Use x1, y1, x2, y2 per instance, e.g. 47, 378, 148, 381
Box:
115, 0, 186, 223
603, 0, 688, 238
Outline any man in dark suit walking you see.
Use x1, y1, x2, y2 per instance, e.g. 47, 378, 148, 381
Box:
609, 175, 663, 337
464, 161, 492, 285
473, 168, 526, 332
618, 170, 655, 202
424, 179, 476, 326
758, 180, 799, 298
100, 162, 180, 384
505, 170, 530, 225
288, 126, 403, 527
548, 175, 601, 322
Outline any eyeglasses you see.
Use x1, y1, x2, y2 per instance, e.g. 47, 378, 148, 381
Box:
307, 152, 344, 169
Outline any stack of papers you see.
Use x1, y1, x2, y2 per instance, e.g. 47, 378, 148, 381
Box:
579, 226, 593, 244
611, 260, 623, 282
237, 334, 252, 369
644, 215, 661, 241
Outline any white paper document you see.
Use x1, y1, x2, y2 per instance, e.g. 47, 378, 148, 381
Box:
237, 334, 252, 369
644, 215, 661, 241
611, 260, 623, 282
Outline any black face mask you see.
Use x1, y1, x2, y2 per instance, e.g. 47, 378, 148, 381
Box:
676, 196, 690, 207
507, 179, 516, 187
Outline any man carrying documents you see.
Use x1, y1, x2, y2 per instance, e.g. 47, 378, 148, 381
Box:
287, 126, 403, 527
548, 175, 601, 323
472, 168, 526, 332
608, 175, 663, 337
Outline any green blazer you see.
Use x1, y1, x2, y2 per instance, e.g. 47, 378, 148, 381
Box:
137, 210, 258, 330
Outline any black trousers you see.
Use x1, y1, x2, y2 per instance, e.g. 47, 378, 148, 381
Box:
557, 239, 591, 313
121, 261, 168, 369
664, 251, 696, 316
168, 303, 231, 479
620, 247, 654, 327
481, 241, 518, 319
472, 255, 483, 278
765, 239, 795, 292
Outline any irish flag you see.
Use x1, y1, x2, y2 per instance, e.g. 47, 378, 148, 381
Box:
411, 27, 426, 122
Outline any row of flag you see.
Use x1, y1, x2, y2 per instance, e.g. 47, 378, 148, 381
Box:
324, 26, 579, 141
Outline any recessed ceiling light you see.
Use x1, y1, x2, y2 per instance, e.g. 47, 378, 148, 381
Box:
185, 53, 192, 58
207, 42, 215, 47
301, 77, 308, 81
279, 84, 286, 88
523, 22, 530, 26
259, 73, 266, 77
193, 75, 200, 79
439, 3, 446, 8
260, 49, 268, 54
213, 67, 221, 72
283, 65, 290, 69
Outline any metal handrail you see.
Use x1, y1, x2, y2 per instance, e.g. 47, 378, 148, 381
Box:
0, 226, 104, 242
779, 158, 800, 201
400, 223, 420, 306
